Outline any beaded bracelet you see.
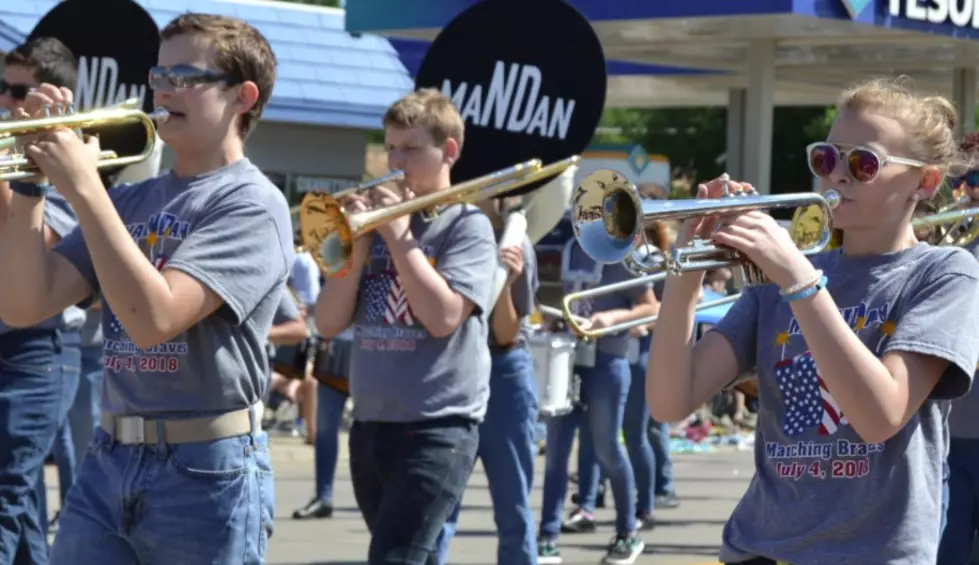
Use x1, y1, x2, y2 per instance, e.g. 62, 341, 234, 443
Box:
783, 275, 828, 303
779, 269, 823, 297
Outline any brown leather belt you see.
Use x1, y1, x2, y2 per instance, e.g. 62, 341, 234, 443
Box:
100, 405, 258, 445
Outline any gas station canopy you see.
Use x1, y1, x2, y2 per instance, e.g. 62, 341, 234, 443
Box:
347, 0, 979, 108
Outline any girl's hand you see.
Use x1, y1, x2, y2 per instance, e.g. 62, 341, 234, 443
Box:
677, 173, 756, 247
712, 210, 818, 290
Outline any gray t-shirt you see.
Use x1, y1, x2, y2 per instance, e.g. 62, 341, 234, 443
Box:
489, 234, 538, 351
949, 238, 979, 439
561, 239, 651, 356
0, 186, 86, 335
54, 158, 295, 417
713, 243, 979, 565
349, 203, 497, 423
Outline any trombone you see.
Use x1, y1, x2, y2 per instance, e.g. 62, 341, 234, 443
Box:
911, 198, 979, 247
571, 169, 840, 287
559, 268, 741, 339
300, 156, 580, 277
0, 98, 168, 182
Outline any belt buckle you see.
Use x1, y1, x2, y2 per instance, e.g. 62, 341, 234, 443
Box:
116, 416, 146, 444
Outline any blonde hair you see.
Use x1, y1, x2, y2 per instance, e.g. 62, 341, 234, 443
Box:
837, 77, 972, 176
383, 88, 465, 151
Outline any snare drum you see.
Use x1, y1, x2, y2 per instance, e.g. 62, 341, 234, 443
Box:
313, 334, 353, 395
529, 331, 579, 418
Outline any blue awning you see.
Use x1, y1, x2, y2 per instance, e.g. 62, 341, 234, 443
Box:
0, 0, 414, 130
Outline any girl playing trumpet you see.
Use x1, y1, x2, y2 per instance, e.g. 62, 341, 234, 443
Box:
648, 77, 979, 565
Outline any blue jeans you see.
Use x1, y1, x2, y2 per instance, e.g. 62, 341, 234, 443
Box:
314, 384, 347, 503
436, 348, 539, 565
0, 329, 64, 565
37, 331, 81, 533
350, 416, 479, 565
649, 419, 675, 495
68, 346, 104, 467
48, 424, 274, 564
579, 352, 655, 515
540, 351, 636, 538
938, 439, 979, 564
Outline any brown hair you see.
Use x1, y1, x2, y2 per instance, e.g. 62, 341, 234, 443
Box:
838, 77, 972, 176
160, 13, 277, 138
5, 37, 77, 89
383, 88, 465, 151
643, 221, 675, 251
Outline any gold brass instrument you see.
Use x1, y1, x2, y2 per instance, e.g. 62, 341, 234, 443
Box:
0, 98, 168, 182
911, 202, 979, 247
300, 156, 580, 277
288, 171, 407, 217
571, 169, 840, 287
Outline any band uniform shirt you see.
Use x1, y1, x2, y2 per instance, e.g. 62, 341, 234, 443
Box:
947, 237, 979, 440
561, 238, 652, 357
266, 289, 303, 377
289, 251, 320, 308
348, 203, 496, 423
53, 158, 295, 418
0, 184, 87, 336
711, 243, 979, 565
488, 233, 539, 353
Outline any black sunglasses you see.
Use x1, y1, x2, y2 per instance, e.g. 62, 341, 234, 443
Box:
950, 171, 979, 189
0, 80, 30, 101
148, 65, 240, 91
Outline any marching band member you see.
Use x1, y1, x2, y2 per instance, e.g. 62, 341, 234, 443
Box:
538, 236, 657, 565
0, 36, 82, 564
314, 88, 496, 565
649, 77, 979, 565
572, 220, 670, 532
436, 196, 541, 565
0, 13, 289, 564
937, 134, 979, 564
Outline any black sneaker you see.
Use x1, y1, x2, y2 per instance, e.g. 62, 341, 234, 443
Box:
291, 498, 333, 520
570, 483, 606, 508
48, 510, 60, 534
538, 538, 562, 564
655, 492, 680, 509
560, 508, 596, 533
602, 533, 645, 565
635, 511, 655, 531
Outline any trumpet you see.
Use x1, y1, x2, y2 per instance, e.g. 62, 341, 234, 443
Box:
288, 171, 407, 217
0, 98, 168, 182
300, 156, 580, 277
571, 169, 840, 286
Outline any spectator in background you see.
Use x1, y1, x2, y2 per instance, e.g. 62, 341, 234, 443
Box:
0, 37, 83, 559
290, 238, 321, 308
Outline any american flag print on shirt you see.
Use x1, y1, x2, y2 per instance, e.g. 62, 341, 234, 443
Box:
775, 350, 846, 437
364, 271, 415, 326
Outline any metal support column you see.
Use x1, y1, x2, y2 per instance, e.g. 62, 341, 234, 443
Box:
725, 88, 746, 181
742, 40, 776, 194
953, 67, 977, 138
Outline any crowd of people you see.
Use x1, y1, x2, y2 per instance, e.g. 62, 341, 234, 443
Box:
0, 8, 978, 565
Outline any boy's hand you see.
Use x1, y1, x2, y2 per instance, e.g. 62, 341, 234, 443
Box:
500, 245, 525, 286
341, 193, 372, 259
373, 184, 415, 244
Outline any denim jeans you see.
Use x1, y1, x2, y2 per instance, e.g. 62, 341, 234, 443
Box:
436, 348, 539, 565
37, 331, 81, 533
350, 416, 479, 565
579, 351, 655, 515
540, 351, 636, 538
315, 384, 347, 503
938, 439, 979, 564
0, 329, 64, 565
68, 346, 104, 467
48, 424, 274, 564
649, 418, 675, 495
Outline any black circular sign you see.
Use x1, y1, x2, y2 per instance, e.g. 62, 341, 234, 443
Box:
416, 0, 606, 197
29, 0, 159, 174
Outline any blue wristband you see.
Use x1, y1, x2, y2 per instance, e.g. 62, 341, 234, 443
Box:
8, 181, 50, 198
783, 275, 828, 303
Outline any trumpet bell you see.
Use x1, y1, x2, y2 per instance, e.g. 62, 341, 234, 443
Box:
571, 169, 644, 265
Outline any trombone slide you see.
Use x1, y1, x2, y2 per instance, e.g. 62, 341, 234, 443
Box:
568, 293, 741, 340
561, 272, 667, 339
